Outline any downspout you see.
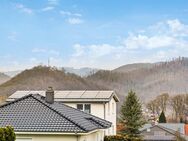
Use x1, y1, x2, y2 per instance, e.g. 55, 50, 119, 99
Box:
75, 131, 79, 141
104, 102, 106, 136
103, 102, 106, 120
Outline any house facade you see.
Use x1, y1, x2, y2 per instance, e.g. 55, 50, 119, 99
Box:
1, 88, 111, 141
7, 90, 119, 136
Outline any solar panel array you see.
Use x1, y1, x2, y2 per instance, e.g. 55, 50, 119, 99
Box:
7, 90, 116, 102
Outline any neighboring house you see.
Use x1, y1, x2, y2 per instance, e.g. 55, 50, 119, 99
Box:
140, 123, 188, 141
7, 90, 119, 135
1, 88, 111, 141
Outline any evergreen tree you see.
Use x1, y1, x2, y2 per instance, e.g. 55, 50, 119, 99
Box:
159, 111, 167, 123
120, 90, 145, 139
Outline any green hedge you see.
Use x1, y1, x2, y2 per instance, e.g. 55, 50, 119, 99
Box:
104, 135, 142, 141
0, 126, 16, 141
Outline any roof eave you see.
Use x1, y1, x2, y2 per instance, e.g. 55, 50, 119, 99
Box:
15, 129, 102, 135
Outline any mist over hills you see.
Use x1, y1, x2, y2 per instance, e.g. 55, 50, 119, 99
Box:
3, 67, 98, 78
0, 73, 10, 85
0, 57, 188, 112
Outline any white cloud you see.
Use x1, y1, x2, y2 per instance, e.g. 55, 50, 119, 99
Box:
123, 34, 176, 49
72, 44, 117, 58
60, 10, 82, 17
69, 19, 188, 69
167, 19, 188, 36
41, 6, 54, 12
67, 18, 83, 24
72, 44, 85, 57
15, 3, 33, 14
60, 10, 83, 25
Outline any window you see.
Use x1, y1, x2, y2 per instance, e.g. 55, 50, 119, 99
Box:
85, 104, 91, 114
77, 104, 91, 114
77, 104, 83, 111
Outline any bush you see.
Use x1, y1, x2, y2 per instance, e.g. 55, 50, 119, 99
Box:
0, 126, 15, 141
104, 135, 142, 141
104, 135, 126, 141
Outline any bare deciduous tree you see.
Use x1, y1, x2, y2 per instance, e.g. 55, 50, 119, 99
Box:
170, 94, 186, 121
156, 93, 169, 112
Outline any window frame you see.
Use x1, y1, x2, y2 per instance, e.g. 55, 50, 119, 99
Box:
77, 103, 91, 114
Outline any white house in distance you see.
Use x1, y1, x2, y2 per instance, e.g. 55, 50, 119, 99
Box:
7, 90, 120, 136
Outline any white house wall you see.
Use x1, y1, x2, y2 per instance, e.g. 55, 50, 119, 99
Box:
16, 134, 77, 141
16, 130, 105, 141
105, 98, 116, 135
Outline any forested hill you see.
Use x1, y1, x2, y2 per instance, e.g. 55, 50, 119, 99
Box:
86, 57, 188, 105
0, 66, 106, 99
1, 57, 188, 111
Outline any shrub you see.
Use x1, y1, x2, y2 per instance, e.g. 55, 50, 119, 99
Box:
104, 135, 142, 141
104, 135, 126, 141
0, 126, 15, 141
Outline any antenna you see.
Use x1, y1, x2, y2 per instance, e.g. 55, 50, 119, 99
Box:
48, 58, 50, 67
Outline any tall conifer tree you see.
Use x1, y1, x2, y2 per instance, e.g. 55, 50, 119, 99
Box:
120, 90, 145, 139
159, 111, 167, 123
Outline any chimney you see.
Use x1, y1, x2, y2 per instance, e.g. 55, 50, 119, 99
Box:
45, 86, 54, 104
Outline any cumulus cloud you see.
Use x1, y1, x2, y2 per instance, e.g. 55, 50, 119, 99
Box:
41, 6, 54, 12
69, 19, 188, 69
167, 19, 188, 36
60, 10, 82, 17
123, 34, 177, 49
60, 10, 83, 25
67, 18, 83, 24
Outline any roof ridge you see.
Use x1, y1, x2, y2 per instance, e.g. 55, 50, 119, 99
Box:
157, 125, 185, 135
31, 94, 87, 132
0, 94, 33, 108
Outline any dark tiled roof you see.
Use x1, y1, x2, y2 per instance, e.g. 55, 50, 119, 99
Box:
0, 94, 111, 133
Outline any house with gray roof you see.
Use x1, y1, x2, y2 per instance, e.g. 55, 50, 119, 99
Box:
140, 124, 188, 141
1, 87, 111, 141
7, 90, 119, 136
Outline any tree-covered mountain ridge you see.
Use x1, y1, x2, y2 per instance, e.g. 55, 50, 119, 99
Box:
0, 57, 188, 109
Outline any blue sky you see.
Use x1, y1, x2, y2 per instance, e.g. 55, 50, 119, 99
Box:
0, 0, 188, 71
